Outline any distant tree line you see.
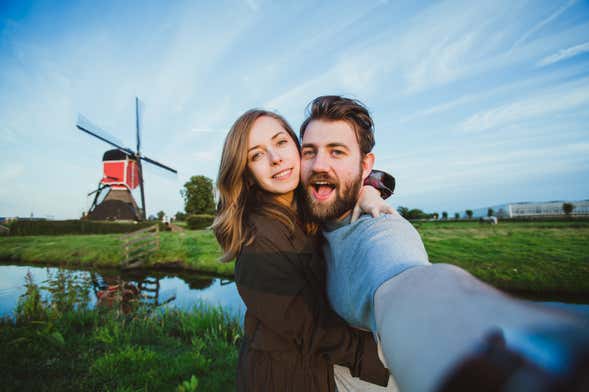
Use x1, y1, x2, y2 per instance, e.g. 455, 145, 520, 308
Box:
396, 207, 477, 221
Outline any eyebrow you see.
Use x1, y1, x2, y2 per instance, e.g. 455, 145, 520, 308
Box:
248, 131, 287, 152
302, 142, 349, 150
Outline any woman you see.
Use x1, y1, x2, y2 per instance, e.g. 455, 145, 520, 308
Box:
212, 109, 391, 391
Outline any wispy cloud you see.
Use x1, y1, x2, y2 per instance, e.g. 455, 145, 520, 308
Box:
511, 0, 577, 50
460, 79, 589, 133
537, 41, 589, 66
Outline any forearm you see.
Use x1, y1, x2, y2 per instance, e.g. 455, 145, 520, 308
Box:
374, 263, 583, 392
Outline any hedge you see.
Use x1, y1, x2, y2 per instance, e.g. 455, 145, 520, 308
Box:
7, 220, 162, 236
186, 214, 215, 230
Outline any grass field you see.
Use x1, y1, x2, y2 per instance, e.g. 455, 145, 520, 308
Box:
414, 221, 589, 295
1, 221, 588, 295
0, 230, 233, 276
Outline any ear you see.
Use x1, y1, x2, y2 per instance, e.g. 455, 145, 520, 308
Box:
361, 152, 375, 181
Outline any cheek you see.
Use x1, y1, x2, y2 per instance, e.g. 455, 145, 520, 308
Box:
300, 161, 310, 180
247, 162, 266, 185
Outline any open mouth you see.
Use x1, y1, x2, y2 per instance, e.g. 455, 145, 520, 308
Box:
272, 168, 293, 180
311, 181, 336, 201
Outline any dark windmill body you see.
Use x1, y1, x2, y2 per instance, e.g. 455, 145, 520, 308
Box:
77, 97, 177, 221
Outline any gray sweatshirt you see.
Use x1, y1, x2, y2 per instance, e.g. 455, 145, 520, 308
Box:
322, 212, 430, 332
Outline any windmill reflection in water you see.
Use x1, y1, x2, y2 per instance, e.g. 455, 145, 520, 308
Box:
91, 270, 176, 314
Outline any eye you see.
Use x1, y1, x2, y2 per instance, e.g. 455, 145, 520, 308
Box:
302, 149, 315, 158
331, 149, 345, 157
250, 152, 263, 161
277, 138, 289, 147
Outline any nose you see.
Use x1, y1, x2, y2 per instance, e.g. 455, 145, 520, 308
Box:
311, 150, 329, 173
268, 149, 282, 165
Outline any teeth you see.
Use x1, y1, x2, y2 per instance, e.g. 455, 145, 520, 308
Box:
273, 169, 291, 179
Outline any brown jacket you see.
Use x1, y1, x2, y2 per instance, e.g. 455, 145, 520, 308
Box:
235, 213, 389, 391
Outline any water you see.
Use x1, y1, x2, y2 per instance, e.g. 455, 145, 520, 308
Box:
2, 263, 589, 321
0, 263, 245, 318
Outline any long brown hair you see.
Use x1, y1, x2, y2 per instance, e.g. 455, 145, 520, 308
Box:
212, 109, 302, 262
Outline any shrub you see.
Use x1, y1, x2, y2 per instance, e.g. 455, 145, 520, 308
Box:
186, 214, 214, 230
8, 220, 159, 236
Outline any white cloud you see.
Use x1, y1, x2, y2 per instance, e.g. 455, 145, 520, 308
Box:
460, 79, 589, 133
511, 0, 577, 50
537, 41, 589, 66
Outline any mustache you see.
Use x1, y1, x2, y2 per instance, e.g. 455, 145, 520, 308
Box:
306, 172, 338, 184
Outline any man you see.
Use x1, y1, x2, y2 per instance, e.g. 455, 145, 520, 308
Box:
299, 96, 588, 392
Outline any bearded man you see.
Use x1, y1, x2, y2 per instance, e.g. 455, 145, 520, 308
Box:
299, 95, 589, 392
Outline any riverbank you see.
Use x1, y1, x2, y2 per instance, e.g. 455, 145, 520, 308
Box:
1, 273, 240, 391
1, 221, 588, 295
0, 230, 234, 276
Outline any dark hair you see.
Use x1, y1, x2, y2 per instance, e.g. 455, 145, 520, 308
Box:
299, 95, 375, 155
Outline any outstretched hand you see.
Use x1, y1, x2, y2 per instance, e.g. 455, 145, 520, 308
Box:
351, 185, 395, 223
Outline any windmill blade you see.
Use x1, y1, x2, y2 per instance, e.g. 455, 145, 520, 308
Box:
137, 159, 147, 220
135, 97, 142, 154
141, 155, 178, 174
76, 114, 135, 155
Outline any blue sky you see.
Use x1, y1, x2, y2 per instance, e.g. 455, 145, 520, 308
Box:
1, 0, 588, 219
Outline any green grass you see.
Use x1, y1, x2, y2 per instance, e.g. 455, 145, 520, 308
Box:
413, 221, 589, 294
0, 230, 235, 276
1, 270, 241, 391
1, 222, 588, 294
1, 306, 240, 391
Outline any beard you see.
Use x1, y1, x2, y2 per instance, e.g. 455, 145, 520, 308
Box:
303, 171, 363, 223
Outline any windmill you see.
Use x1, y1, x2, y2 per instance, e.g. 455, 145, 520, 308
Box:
77, 97, 177, 221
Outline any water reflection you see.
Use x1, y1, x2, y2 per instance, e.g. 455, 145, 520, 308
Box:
0, 264, 244, 318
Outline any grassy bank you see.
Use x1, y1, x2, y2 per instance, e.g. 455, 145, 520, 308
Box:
1, 271, 240, 391
1, 222, 588, 294
414, 221, 589, 295
0, 230, 234, 276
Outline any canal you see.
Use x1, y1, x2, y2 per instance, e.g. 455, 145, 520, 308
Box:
0, 263, 245, 318
1, 263, 589, 320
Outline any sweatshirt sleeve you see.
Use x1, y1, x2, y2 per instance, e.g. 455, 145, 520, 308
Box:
235, 218, 389, 386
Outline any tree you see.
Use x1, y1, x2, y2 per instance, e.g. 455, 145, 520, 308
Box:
397, 206, 409, 219
454, 212, 460, 220
465, 210, 473, 220
562, 202, 575, 217
432, 212, 439, 220
442, 211, 448, 220
181, 175, 215, 215
156, 210, 165, 221
407, 208, 428, 220
175, 211, 187, 221
487, 208, 494, 217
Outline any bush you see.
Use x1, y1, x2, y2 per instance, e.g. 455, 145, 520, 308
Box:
8, 220, 158, 236
186, 214, 214, 230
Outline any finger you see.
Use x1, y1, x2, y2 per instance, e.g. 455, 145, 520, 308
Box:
371, 207, 380, 218
351, 204, 361, 223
